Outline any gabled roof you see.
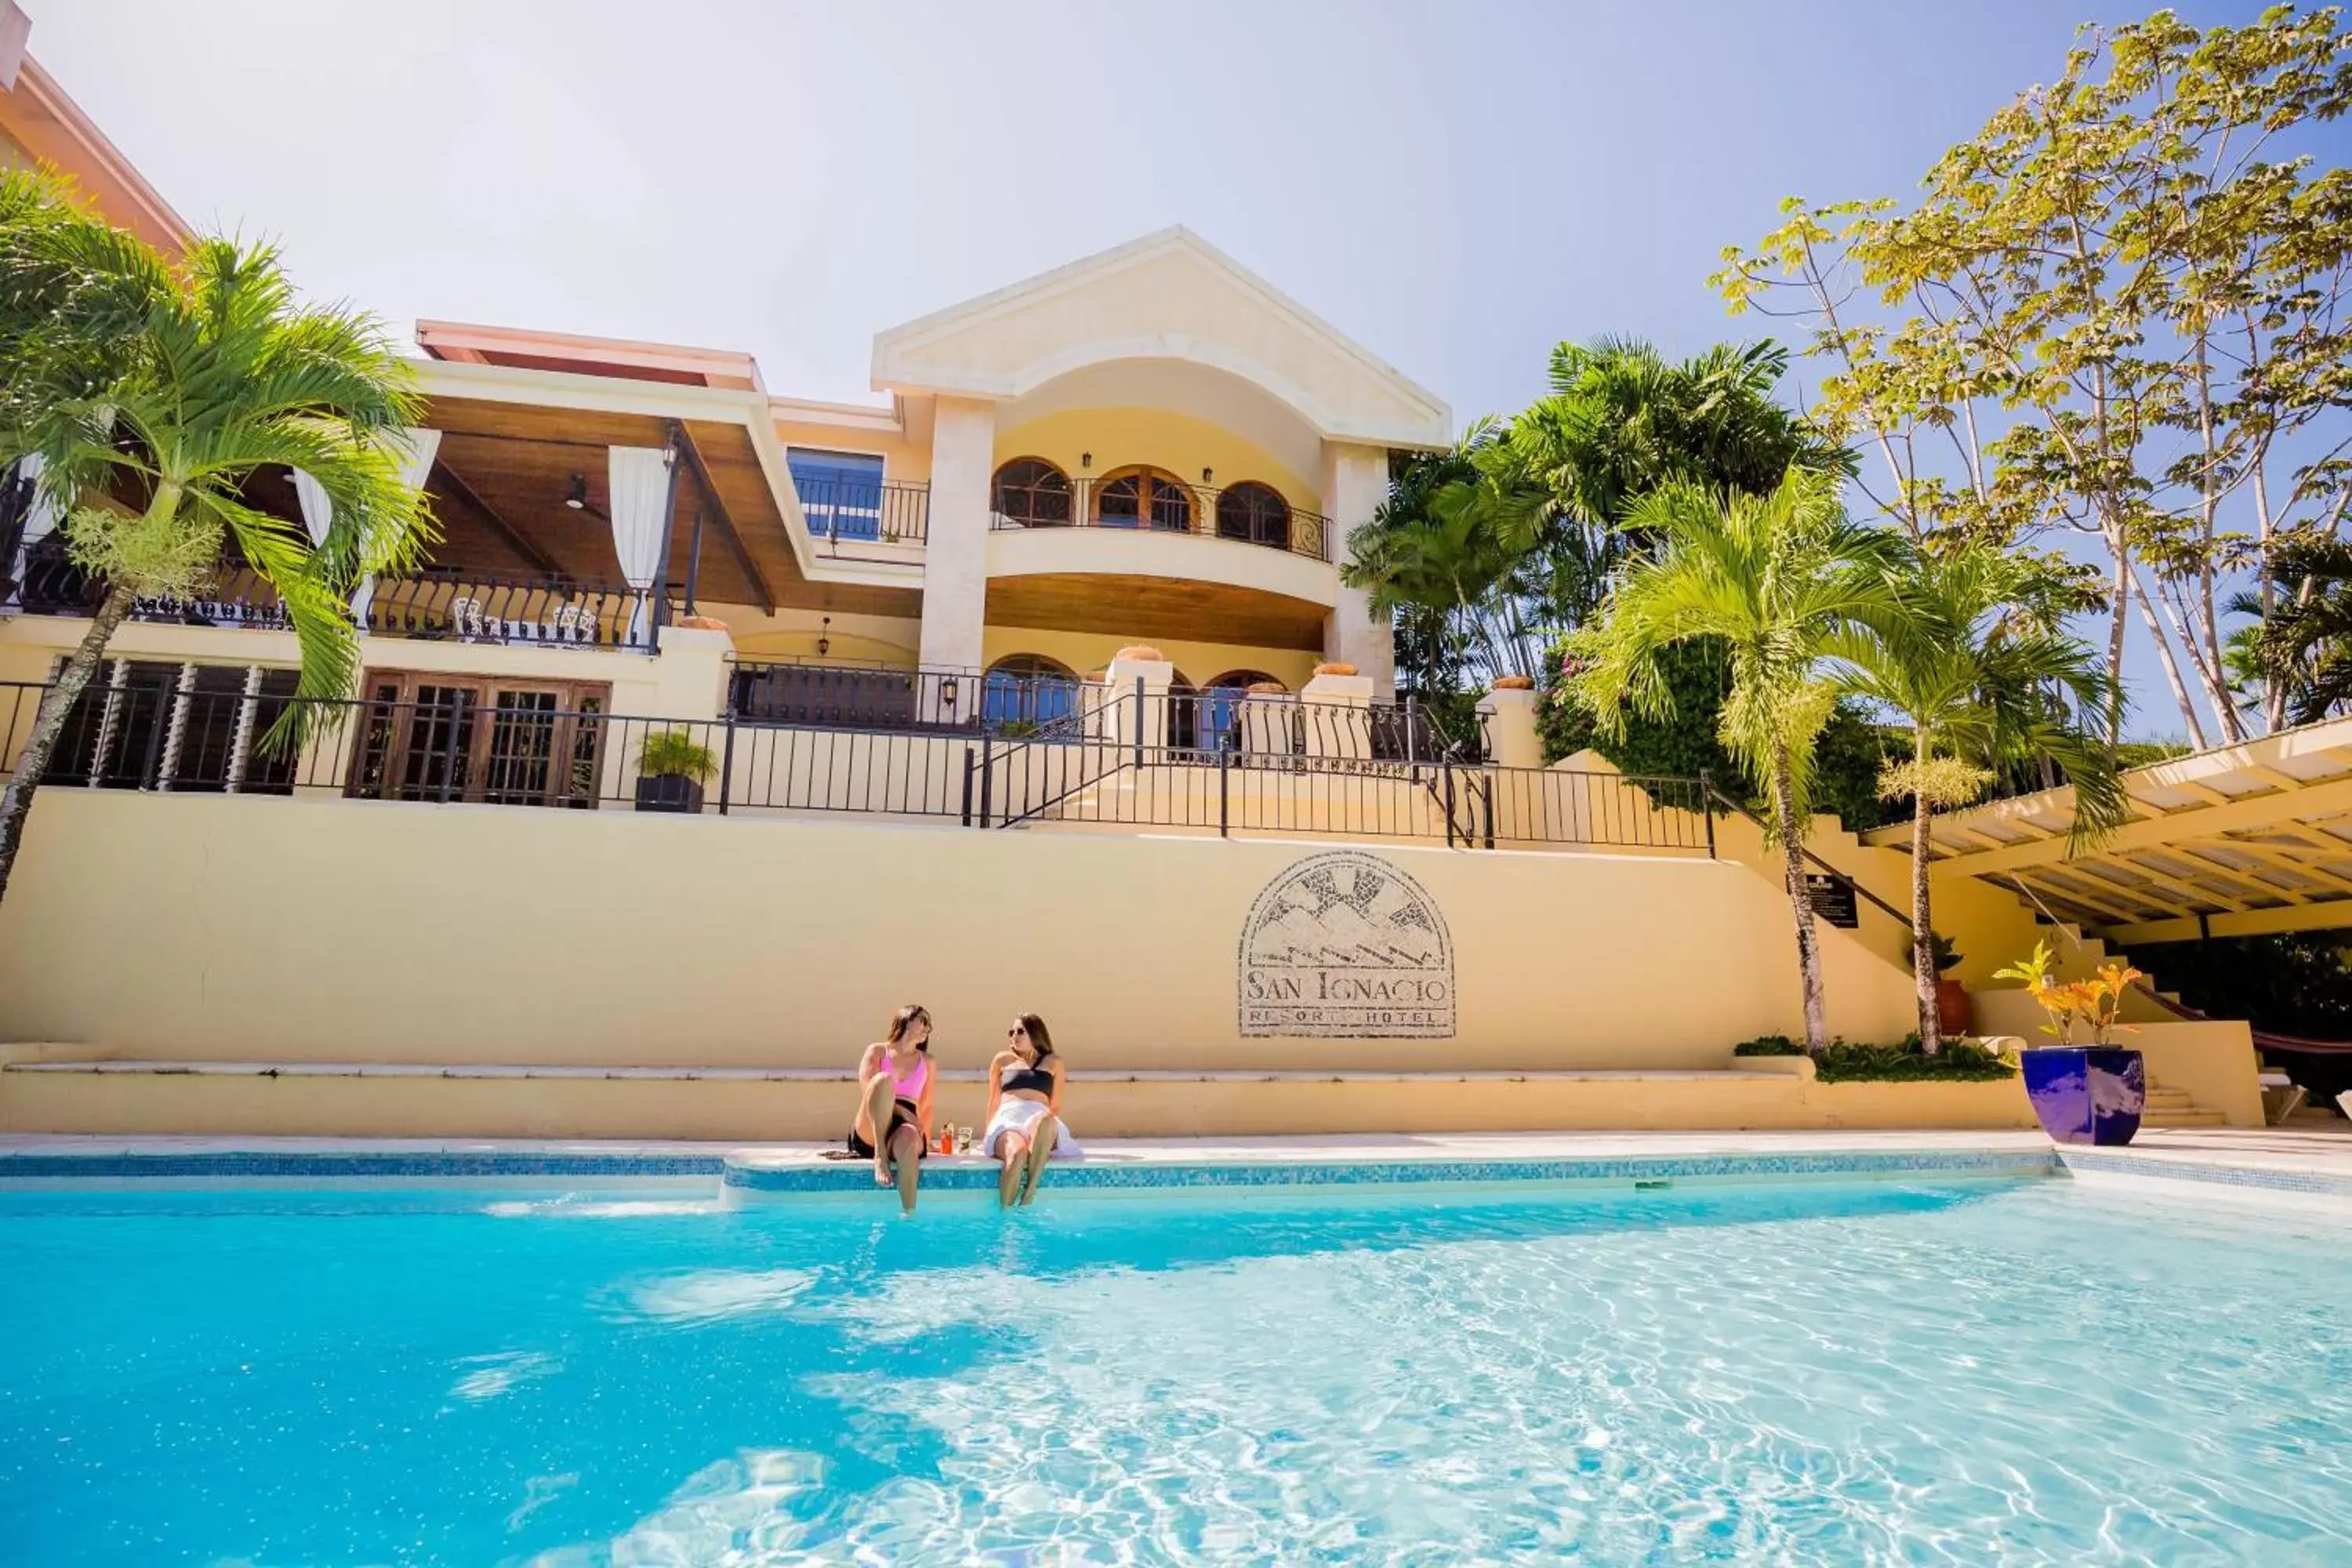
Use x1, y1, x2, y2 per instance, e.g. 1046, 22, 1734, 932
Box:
416, 321, 765, 392
871, 227, 1452, 449
0, 13, 190, 256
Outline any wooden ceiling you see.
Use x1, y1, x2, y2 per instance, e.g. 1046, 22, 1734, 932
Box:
410, 395, 918, 619
985, 572, 1328, 651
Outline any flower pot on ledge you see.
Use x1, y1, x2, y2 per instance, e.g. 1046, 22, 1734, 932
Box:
634, 775, 705, 814
2020, 1046, 2144, 1145
1936, 978, 1973, 1037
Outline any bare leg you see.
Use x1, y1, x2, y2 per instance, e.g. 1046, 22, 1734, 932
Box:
888, 1124, 923, 1216
996, 1131, 1031, 1207
1018, 1116, 1058, 1206
862, 1076, 897, 1185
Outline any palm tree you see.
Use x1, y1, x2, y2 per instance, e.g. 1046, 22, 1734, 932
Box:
0, 169, 433, 902
1570, 467, 1902, 1052
2239, 538, 2352, 726
1828, 546, 2126, 1052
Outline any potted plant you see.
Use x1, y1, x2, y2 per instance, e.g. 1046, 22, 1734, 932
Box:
1929, 932, 1971, 1037
634, 728, 717, 814
1993, 941, 2145, 1145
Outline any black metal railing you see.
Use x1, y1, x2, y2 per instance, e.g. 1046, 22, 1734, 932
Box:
365, 570, 661, 652
8, 550, 296, 630
990, 477, 1332, 562
0, 677, 1711, 854
792, 477, 930, 554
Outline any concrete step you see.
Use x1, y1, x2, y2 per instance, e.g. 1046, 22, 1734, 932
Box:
2141, 1107, 2229, 1128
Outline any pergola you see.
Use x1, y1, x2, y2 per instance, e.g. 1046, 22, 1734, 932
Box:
1859, 717, 2352, 947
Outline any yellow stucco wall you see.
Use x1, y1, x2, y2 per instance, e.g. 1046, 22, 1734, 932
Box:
0, 789, 1924, 1073
992, 406, 1319, 516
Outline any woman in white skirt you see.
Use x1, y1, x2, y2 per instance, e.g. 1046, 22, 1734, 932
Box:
983, 1014, 1076, 1207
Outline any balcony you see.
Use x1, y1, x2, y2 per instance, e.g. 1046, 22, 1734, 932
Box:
6, 546, 672, 653
990, 474, 1331, 562
792, 475, 930, 558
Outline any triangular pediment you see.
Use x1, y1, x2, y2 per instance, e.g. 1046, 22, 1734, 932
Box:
871, 227, 1450, 448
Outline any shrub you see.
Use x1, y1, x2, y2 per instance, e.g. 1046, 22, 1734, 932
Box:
1733, 1034, 1805, 1057
1813, 1034, 2016, 1083
1733, 1032, 2016, 1081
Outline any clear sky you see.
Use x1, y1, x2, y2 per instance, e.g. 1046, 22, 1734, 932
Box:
34, 0, 2293, 738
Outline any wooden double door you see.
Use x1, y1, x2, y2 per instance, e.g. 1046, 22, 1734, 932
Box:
348, 671, 610, 808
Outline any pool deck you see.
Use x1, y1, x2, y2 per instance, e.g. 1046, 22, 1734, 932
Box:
2, 1126, 2347, 1203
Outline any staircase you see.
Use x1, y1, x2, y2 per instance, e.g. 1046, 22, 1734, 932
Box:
2140, 1084, 2227, 1128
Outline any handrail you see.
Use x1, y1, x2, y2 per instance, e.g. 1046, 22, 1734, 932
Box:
1704, 782, 1913, 928
989, 477, 1333, 562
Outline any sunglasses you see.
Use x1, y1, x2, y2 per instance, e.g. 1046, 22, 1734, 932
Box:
1007, 1025, 1028, 1037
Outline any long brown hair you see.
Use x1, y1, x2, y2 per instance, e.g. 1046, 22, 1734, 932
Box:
1014, 1013, 1054, 1064
887, 1004, 932, 1052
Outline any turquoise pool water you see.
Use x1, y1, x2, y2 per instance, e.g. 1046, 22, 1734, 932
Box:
3, 1176, 2349, 1565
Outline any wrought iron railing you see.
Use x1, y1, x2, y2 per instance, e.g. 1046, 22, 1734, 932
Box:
5, 548, 668, 653
792, 477, 930, 555
365, 570, 661, 652
989, 477, 1332, 562
0, 678, 1709, 854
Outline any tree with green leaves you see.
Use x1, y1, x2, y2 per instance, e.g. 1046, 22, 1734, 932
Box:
0, 169, 434, 902
1569, 467, 1904, 1051
1713, 5, 2352, 748
2239, 535, 2352, 723
1828, 546, 2127, 1051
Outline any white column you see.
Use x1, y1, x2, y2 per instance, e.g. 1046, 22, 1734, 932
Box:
1319, 441, 1395, 698
1477, 684, 1543, 770
919, 396, 996, 677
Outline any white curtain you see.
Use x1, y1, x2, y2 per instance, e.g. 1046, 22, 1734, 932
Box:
291, 428, 442, 626
8, 453, 60, 604
608, 445, 675, 644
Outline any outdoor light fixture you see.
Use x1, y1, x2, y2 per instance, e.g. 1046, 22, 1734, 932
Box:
564, 474, 588, 510
940, 677, 960, 708
1202, 466, 1214, 485
1080, 452, 1092, 470
816, 615, 832, 658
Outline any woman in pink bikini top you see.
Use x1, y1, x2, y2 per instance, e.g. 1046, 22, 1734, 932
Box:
851, 1004, 935, 1214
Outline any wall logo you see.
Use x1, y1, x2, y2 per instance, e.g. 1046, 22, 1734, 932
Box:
1238, 851, 1455, 1038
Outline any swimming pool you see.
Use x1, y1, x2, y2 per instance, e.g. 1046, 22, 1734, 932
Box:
4, 1174, 2348, 1564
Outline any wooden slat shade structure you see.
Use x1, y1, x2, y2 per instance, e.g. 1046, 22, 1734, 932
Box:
1860, 716, 2352, 944
985, 572, 1330, 652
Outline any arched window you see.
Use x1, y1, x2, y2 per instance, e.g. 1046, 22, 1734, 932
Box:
993, 459, 1072, 527
1095, 467, 1192, 532
1215, 482, 1291, 550
983, 653, 1080, 731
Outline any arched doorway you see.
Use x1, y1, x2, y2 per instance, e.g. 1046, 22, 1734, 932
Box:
993, 457, 1072, 527
1214, 481, 1291, 550
1188, 669, 1284, 753
982, 653, 1081, 732
1094, 466, 1194, 532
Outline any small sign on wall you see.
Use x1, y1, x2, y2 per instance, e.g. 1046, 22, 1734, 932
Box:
1239, 851, 1456, 1038
1806, 873, 1860, 929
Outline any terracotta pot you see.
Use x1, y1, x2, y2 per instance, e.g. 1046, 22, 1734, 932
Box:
1491, 675, 1535, 690
1112, 644, 1166, 663
1245, 681, 1287, 695
676, 615, 731, 633
1313, 662, 1358, 677
1936, 978, 1973, 1037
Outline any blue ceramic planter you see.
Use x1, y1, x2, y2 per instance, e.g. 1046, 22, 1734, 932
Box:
2020, 1047, 2145, 1146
